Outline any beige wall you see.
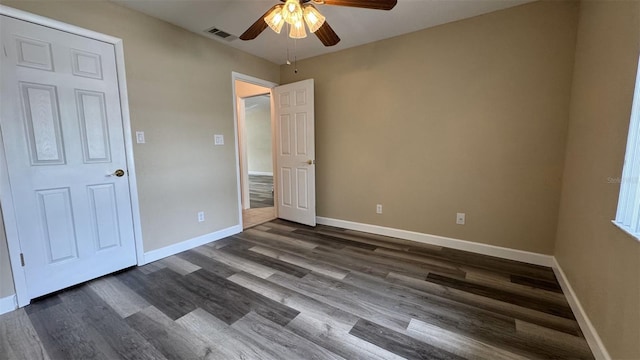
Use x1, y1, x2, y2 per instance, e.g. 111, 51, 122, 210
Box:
246, 96, 273, 175
282, 1, 578, 254
555, 1, 640, 358
0, 0, 279, 259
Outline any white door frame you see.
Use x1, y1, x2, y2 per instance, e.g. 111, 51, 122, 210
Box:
0, 5, 144, 307
237, 97, 250, 210
231, 72, 278, 225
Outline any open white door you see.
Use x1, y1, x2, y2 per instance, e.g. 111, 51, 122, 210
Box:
273, 79, 316, 226
0, 16, 137, 299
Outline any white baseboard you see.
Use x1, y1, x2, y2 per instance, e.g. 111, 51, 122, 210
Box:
316, 217, 554, 267
552, 258, 610, 360
248, 171, 273, 176
0, 294, 17, 315
141, 224, 242, 264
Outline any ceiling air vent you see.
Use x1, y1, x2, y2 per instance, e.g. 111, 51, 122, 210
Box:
205, 27, 237, 42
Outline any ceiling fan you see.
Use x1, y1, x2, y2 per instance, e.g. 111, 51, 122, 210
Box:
239, 0, 398, 47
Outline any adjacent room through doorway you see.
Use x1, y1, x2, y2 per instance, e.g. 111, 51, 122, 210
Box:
234, 78, 276, 228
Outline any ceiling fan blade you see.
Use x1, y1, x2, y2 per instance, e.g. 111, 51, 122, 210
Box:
239, 5, 279, 40
320, 0, 397, 10
314, 21, 341, 46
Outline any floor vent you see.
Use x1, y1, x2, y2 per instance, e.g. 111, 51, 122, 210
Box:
205, 27, 237, 42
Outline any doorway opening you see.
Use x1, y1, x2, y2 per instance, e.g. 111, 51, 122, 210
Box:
233, 76, 277, 229
245, 95, 274, 209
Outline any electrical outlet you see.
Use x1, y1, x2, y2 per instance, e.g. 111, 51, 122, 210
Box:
376, 204, 383, 214
456, 212, 466, 225
214, 134, 224, 146
136, 131, 145, 144
198, 211, 205, 222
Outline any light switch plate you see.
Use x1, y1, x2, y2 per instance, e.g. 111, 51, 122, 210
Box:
136, 131, 145, 144
214, 134, 224, 146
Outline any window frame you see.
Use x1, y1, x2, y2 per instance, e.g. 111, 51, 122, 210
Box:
613, 55, 640, 242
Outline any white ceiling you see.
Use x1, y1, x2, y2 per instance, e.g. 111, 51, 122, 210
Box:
113, 0, 534, 65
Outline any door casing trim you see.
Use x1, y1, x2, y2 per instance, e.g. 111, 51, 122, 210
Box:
0, 5, 144, 307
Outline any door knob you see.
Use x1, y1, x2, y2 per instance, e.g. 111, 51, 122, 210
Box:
109, 169, 125, 177
307, 160, 315, 165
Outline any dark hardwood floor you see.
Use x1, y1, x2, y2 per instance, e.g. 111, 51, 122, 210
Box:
0, 220, 594, 359
249, 175, 274, 208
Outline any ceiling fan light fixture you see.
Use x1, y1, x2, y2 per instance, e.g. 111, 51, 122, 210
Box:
282, 0, 303, 24
303, 4, 325, 33
289, 20, 307, 39
264, 5, 285, 33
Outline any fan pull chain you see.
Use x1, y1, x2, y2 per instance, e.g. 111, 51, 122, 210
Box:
284, 23, 298, 74
294, 38, 298, 74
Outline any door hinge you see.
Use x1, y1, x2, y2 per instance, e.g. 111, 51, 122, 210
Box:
20, 253, 25, 267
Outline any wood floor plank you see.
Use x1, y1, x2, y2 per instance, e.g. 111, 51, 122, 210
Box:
244, 228, 318, 250
228, 271, 360, 330
349, 319, 465, 360
193, 245, 277, 279
125, 306, 212, 360
315, 229, 412, 251
406, 318, 529, 360
465, 271, 569, 305
515, 319, 593, 358
264, 227, 347, 249
0, 309, 50, 360
159, 256, 201, 276
57, 287, 167, 360
235, 230, 321, 255
511, 274, 564, 293
342, 229, 443, 252
183, 268, 300, 326
305, 270, 584, 359
374, 246, 542, 285
28, 298, 120, 360
136, 261, 166, 275
87, 276, 150, 318
146, 267, 249, 326
267, 272, 411, 332
251, 245, 350, 279
286, 313, 406, 360
339, 246, 468, 279
373, 246, 467, 273
426, 273, 575, 319
220, 240, 311, 278
231, 311, 346, 360
4, 219, 593, 360
310, 271, 518, 335
115, 268, 198, 320
260, 221, 297, 232
237, 233, 392, 279
175, 308, 282, 360
202, 236, 238, 250
24, 294, 61, 315
387, 271, 581, 335
301, 243, 411, 278
292, 229, 378, 250
175, 249, 237, 278
437, 247, 558, 282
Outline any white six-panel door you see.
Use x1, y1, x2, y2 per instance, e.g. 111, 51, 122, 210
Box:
274, 79, 316, 226
0, 16, 137, 299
